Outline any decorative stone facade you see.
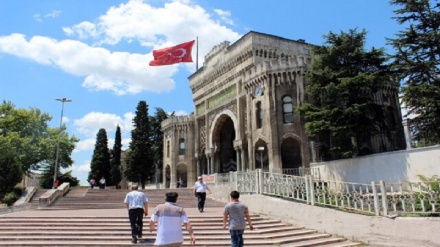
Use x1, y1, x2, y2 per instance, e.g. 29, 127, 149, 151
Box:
161, 31, 405, 188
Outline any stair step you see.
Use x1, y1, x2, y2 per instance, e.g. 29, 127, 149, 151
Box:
0, 188, 363, 247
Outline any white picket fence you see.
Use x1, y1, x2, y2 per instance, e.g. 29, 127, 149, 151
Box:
212, 169, 440, 216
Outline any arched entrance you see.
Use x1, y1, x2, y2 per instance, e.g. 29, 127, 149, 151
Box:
199, 151, 208, 175
281, 137, 302, 169
176, 163, 187, 188
211, 115, 237, 173
255, 139, 269, 171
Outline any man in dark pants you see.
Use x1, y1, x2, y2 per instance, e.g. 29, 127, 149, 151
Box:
124, 184, 148, 244
193, 176, 211, 212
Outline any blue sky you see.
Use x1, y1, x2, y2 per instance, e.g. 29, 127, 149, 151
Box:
0, 0, 402, 185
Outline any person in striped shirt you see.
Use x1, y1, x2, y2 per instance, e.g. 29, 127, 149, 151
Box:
223, 190, 253, 247
149, 192, 195, 246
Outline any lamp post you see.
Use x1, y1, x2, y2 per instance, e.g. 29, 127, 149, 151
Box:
53, 98, 72, 189
257, 146, 265, 170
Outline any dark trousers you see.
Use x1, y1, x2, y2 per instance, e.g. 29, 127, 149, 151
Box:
196, 192, 206, 210
128, 208, 144, 237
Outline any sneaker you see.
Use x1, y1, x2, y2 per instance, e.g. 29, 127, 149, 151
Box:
131, 236, 137, 244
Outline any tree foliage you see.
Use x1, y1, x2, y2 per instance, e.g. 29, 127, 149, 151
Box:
109, 125, 122, 186
39, 128, 78, 188
88, 128, 111, 184
297, 29, 393, 159
0, 101, 78, 190
388, 0, 440, 146
125, 101, 153, 188
150, 108, 170, 183
0, 139, 22, 196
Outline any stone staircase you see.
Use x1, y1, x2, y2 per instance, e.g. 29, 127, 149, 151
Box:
0, 187, 363, 246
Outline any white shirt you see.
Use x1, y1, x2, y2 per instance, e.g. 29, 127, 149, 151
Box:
124, 190, 148, 210
194, 181, 209, 192
150, 202, 189, 245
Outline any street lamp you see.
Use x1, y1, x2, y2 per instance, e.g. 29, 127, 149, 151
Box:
53, 98, 72, 189
257, 146, 265, 170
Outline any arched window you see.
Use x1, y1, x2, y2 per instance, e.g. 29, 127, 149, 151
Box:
179, 138, 185, 155
256, 102, 262, 129
282, 96, 294, 123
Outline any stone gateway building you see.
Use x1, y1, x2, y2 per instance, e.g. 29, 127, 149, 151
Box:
161, 31, 405, 188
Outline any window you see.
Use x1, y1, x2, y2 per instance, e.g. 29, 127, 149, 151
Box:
179, 138, 185, 155
282, 96, 294, 123
167, 141, 170, 158
256, 102, 262, 129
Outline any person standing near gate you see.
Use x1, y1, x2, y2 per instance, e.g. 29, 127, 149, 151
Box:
124, 184, 148, 244
193, 176, 211, 213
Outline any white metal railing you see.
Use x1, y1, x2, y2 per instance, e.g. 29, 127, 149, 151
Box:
213, 170, 440, 217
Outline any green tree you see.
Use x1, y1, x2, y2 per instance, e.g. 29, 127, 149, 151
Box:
388, 0, 440, 146
88, 128, 111, 184
150, 108, 171, 183
0, 135, 22, 196
0, 101, 78, 189
39, 127, 78, 188
297, 29, 393, 159
109, 125, 122, 186
0, 101, 52, 174
125, 101, 153, 188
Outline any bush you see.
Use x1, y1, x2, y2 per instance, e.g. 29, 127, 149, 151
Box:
12, 186, 23, 197
2, 192, 18, 206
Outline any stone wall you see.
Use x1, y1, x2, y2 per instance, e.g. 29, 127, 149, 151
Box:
311, 145, 440, 183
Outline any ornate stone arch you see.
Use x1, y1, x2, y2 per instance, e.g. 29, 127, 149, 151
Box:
280, 133, 302, 170
176, 162, 188, 188
209, 109, 238, 149
208, 109, 239, 173
254, 138, 269, 171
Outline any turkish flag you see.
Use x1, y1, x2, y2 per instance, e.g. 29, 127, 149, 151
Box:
149, 40, 195, 66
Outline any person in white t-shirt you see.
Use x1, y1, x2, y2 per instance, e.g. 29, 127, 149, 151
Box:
194, 176, 211, 212
123, 184, 148, 244
149, 192, 195, 246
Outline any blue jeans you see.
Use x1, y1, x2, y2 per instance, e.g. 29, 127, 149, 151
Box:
229, 229, 244, 247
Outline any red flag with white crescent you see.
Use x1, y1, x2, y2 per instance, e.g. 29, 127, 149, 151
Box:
149, 40, 195, 66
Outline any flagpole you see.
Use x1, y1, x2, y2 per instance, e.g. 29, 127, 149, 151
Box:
196, 36, 199, 70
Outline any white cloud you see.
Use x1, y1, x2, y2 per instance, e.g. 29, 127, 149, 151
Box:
174, 110, 189, 116
214, 9, 234, 25
0, 34, 176, 95
45, 10, 62, 19
73, 111, 134, 137
75, 160, 92, 172
34, 10, 62, 22
0, 0, 241, 95
73, 138, 96, 153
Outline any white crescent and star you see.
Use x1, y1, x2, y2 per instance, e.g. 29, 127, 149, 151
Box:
166, 48, 187, 58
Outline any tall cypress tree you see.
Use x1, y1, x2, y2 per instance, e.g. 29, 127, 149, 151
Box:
88, 128, 111, 183
125, 101, 153, 188
298, 29, 393, 159
150, 108, 170, 183
109, 125, 122, 186
388, 0, 440, 146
